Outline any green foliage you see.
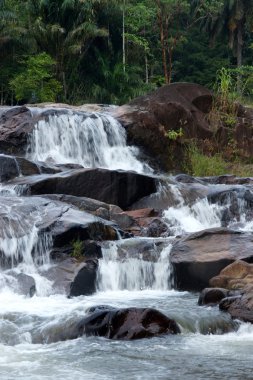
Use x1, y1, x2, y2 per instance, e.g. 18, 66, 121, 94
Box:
209, 67, 238, 130
10, 53, 62, 103
188, 144, 227, 177
0, 0, 253, 104
166, 128, 184, 141
71, 239, 84, 259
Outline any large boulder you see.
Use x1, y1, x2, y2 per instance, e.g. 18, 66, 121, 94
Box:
33, 306, 180, 343
170, 228, 253, 291
207, 261, 253, 323
0, 196, 118, 267
114, 83, 213, 171
77, 307, 180, 340
0, 107, 34, 154
209, 260, 253, 290
10, 168, 157, 209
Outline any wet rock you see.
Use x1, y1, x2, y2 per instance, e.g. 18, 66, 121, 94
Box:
175, 174, 203, 184
219, 292, 253, 324
5, 272, 36, 297
114, 83, 213, 171
0, 155, 20, 181
144, 217, 170, 238
170, 228, 253, 291
69, 259, 98, 297
198, 288, 241, 306
77, 307, 180, 340
0, 196, 118, 267
0, 106, 34, 155
11, 168, 157, 209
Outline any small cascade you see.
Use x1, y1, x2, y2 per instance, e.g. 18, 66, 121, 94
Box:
0, 201, 53, 296
97, 241, 173, 291
163, 183, 223, 234
27, 112, 151, 173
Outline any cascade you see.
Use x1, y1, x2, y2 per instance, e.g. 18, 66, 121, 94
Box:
27, 112, 151, 173
0, 198, 53, 295
97, 241, 173, 291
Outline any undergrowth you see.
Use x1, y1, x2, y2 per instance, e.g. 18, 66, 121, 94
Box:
188, 145, 227, 176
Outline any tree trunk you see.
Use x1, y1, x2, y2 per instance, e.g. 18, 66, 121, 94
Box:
156, 0, 169, 84
145, 52, 149, 84
122, 0, 126, 73
236, 22, 243, 94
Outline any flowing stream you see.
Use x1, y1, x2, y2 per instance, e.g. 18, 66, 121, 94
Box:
0, 109, 253, 379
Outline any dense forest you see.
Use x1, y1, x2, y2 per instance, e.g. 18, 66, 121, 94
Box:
0, 0, 253, 105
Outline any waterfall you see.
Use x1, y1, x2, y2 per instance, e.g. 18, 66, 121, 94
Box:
97, 241, 173, 291
0, 199, 53, 296
27, 112, 151, 173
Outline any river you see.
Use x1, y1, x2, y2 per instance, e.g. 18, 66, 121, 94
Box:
0, 108, 252, 379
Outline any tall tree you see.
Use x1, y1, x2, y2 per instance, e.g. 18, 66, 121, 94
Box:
155, 0, 190, 84
193, 0, 253, 90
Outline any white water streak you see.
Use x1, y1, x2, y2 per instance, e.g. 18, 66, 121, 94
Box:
28, 112, 150, 173
97, 242, 172, 291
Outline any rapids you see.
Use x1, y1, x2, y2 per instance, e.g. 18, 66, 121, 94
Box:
0, 108, 252, 379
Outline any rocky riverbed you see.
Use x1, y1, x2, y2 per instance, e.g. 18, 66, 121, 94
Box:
1, 84, 253, 379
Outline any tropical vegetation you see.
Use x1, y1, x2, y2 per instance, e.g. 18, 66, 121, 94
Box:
0, 0, 252, 105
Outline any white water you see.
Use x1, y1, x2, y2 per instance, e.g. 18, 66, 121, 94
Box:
163, 184, 223, 234
1, 110, 253, 378
27, 112, 150, 173
97, 241, 173, 291
0, 199, 53, 296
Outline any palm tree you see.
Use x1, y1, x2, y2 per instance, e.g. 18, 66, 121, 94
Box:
25, 0, 109, 100
193, 0, 253, 76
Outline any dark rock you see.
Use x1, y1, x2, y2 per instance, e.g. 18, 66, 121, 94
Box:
114, 83, 213, 171
0, 196, 118, 268
0, 106, 35, 154
144, 217, 170, 237
219, 291, 253, 324
69, 259, 98, 297
0, 155, 20, 181
198, 288, 241, 306
170, 228, 253, 291
77, 307, 180, 340
16, 157, 40, 176
10, 168, 157, 209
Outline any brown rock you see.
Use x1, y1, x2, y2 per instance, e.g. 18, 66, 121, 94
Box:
114, 83, 213, 171
210, 261, 253, 290
170, 228, 253, 291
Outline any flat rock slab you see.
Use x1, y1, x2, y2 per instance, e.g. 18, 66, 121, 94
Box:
10, 168, 157, 209
170, 228, 253, 291
0, 196, 117, 267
